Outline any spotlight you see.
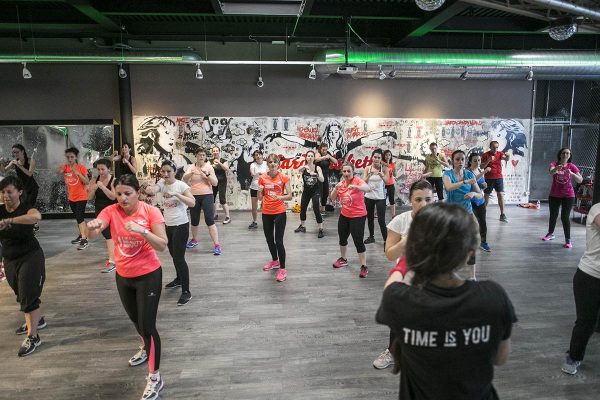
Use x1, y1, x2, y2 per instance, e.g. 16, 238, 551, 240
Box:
378, 65, 386, 80
195, 64, 203, 79
526, 67, 533, 81
549, 18, 578, 41
459, 70, 468, 81
22, 62, 31, 79
256, 76, 264, 88
415, 0, 446, 11
118, 64, 127, 79
388, 70, 397, 79
309, 64, 316, 80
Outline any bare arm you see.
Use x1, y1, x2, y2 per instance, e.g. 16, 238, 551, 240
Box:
443, 175, 472, 191
570, 168, 584, 184
168, 188, 196, 208
384, 271, 404, 289
124, 157, 138, 175
74, 165, 90, 185
277, 180, 293, 201
385, 230, 407, 261
438, 155, 450, 168
145, 223, 168, 252
316, 166, 324, 183
13, 158, 35, 177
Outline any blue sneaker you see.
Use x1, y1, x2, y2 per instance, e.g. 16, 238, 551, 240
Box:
186, 239, 199, 248
213, 244, 222, 256
479, 242, 491, 252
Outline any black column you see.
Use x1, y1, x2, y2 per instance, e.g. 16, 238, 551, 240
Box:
593, 123, 600, 205
118, 64, 133, 150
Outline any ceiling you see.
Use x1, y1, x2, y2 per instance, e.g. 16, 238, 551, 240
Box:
0, 0, 599, 53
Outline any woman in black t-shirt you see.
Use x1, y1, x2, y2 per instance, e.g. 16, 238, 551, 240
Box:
111, 142, 138, 177
315, 143, 337, 213
8, 144, 39, 208
294, 150, 325, 238
376, 202, 516, 400
0, 176, 46, 358
88, 159, 117, 273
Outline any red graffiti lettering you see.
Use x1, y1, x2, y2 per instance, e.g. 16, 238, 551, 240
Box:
444, 120, 481, 126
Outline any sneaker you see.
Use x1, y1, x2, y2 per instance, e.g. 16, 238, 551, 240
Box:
223, 216, 231, 224
213, 244, 222, 256
101, 261, 116, 273
77, 239, 89, 250
359, 265, 369, 278
318, 229, 325, 239
177, 291, 192, 306
332, 257, 348, 268
479, 242, 491, 252
373, 349, 394, 369
71, 235, 82, 244
276, 269, 287, 282
561, 354, 581, 375
16, 317, 47, 335
564, 240, 573, 249
18, 334, 41, 357
294, 225, 306, 233
141, 373, 164, 400
263, 260, 281, 271
186, 239, 199, 248
248, 221, 258, 229
499, 214, 508, 222
128, 345, 148, 366
542, 233, 555, 241
165, 278, 181, 289
364, 236, 375, 244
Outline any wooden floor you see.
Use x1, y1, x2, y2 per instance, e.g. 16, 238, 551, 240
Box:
1, 205, 599, 399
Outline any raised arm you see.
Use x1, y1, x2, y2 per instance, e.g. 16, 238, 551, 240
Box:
316, 166, 325, 183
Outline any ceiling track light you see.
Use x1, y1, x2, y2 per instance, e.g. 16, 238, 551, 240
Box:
378, 65, 386, 80
118, 63, 127, 79
388, 70, 397, 79
459, 69, 468, 81
549, 18, 578, 41
414, 0, 446, 12
256, 75, 264, 88
309, 64, 316, 80
22, 62, 31, 79
195, 63, 203, 79
526, 67, 533, 81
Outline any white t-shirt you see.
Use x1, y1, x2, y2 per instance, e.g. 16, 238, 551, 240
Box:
387, 210, 413, 236
250, 161, 268, 190
156, 179, 191, 226
365, 168, 386, 200
578, 203, 600, 279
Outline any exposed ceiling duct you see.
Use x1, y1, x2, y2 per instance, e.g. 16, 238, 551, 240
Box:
0, 51, 203, 64
313, 48, 600, 80
527, 0, 600, 22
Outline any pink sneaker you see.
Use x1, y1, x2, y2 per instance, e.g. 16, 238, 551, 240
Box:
276, 269, 287, 282
542, 233, 555, 241
263, 260, 281, 271
564, 240, 573, 249
332, 257, 348, 268
359, 265, 369, 278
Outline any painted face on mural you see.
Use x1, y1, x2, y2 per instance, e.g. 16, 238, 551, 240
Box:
156, 124, 175, 153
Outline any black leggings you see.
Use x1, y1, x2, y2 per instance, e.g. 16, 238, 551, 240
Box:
320, 179, 329, 207
190, 194, 215, 226
166, 222, 190, 292
568, 269, 600, 361
427, 177, 444, 200
116, 268, 162, 372
69, 200, 87, 224
365, 198, 387, 241
213, 179, 227, 205
300, 188, 323, 224
262, 212, 287, 268
338, 214, 366, 253
472, 202, 487, 242
548, 196, 575, 239
26, 185, 39, 208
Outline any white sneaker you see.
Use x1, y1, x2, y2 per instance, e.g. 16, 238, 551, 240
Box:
373, 349, 394, 369
141, 373, 164, 400
129, 345, 148, 366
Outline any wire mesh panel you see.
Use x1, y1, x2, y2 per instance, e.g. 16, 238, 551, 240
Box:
534, 80, 574, 123
570, 126, 599, 180
529, 125, 563, 200
572, 81, 600, 124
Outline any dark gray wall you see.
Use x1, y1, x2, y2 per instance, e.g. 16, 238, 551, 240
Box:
131, 64, 534, 119
0, 64, 119, 121
0, 63, 533, 121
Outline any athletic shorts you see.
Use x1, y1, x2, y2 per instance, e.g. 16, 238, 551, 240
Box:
484, 178, 504, 194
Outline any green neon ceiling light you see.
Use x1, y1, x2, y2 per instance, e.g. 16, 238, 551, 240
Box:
325, 49, 600, 67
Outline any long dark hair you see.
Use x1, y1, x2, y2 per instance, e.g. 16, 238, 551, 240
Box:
467, 152, 482, 169
383, 149, 393, 163
12, 144, 29, 165
406, 202, 478, 287
557, 148, 573, 164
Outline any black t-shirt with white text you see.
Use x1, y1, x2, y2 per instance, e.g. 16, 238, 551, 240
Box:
376, 280, 517, 400
0, 202, 41, 260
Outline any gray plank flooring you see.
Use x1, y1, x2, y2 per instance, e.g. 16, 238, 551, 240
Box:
1, 205, 599, 399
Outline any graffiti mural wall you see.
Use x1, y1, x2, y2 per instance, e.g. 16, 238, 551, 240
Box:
133, 116, 530, 209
